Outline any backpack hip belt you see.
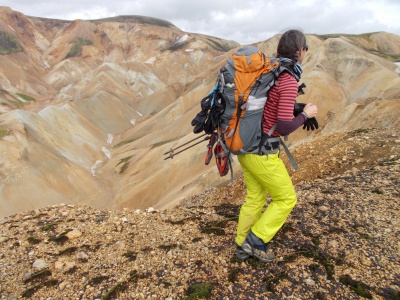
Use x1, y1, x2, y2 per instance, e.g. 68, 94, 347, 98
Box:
258, 136, 280, 155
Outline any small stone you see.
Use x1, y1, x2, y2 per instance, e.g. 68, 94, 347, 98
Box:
55, 260, 65, 269
115, 241, 125, 249
76, 252, 89, 259
360, 254, 371, 267
32, 259, 48, 270
65, 261, 76, 270
306, 278, 316, 286
59, 281, 68, 291
147, 207, 156, 213
66, 229, 82, 239
328, 240, 339, 248
319, 206, 329, 211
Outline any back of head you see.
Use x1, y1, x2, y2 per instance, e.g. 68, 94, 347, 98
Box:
276, 30, 306, 63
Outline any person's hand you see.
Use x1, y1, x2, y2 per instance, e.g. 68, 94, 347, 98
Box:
303, 103, 318, 119
303, 117, 319, 131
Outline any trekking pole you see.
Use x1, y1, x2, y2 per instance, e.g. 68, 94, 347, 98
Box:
162, 133, 207, 155
164, 135, 210, 160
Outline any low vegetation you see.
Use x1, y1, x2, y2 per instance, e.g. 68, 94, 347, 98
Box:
0, 126, 10, 139
17, 93, 36, 102
66, 37, 93, 59
0, 30, 22, 55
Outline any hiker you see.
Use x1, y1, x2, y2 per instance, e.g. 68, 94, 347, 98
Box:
236, 30, 318, 261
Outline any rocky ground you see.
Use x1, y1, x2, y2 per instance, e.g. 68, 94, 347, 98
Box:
0, 127, 399, 299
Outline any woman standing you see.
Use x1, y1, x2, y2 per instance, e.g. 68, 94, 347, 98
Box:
235, 29, 318, 261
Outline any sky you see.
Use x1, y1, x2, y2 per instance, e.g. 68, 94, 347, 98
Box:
1, 0, 399, 45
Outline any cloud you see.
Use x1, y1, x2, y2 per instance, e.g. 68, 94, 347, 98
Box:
2, 0, 399, 44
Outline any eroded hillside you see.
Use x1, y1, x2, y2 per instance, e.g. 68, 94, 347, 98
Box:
0, 7, 238, 218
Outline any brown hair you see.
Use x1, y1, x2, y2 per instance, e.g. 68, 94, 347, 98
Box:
276, 29, 307, 63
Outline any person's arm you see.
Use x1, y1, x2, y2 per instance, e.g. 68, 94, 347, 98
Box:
276, 114, 307, 136
274, 73, 305, 136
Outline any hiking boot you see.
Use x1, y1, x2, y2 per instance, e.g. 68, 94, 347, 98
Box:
242, 231, 275, 262
236, 244, 250, 260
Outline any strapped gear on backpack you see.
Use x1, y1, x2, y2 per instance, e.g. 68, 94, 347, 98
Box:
191, 45, 300, 180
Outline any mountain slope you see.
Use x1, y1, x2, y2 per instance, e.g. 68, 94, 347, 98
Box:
0, 7, 239, 218
0, 128, 398, 299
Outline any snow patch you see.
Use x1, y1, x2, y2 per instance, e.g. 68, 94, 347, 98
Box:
91, 160, 102, 176
145, 57, 156, 64
176, 34, 188, 44
60, 84, 72, 94
102, 147, 111, 159
107, 134, 113, 144
130, 119, 136, 125
395, 62, 400, 74
185, 49, 194, 52
136, 110, 143, 117
42, 58, 50, 69
8, 25, 15, 32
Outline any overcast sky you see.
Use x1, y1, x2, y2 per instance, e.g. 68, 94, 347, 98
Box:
2, 0, 399, 45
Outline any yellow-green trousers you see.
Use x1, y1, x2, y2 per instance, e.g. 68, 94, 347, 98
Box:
235, 152, 297, 246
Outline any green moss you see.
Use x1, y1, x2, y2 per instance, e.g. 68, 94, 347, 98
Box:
339, 275, 373, 299
311, 236, 321, 246
185, 282, 212, 300
41, 223, 57, 232
151, 138, 176, 148
117, 156, 133, 166
166, 40, 190, 51
117, 156, 133, 174
0, 127, 10, 139
228, 268, 240, 283
264, 271, 287, 293
66, 37, 93, 59
359, 233, 371, 240
204, 37, 233, 52
0, 31, 22, 55
381, 289, 400, 300
16, 93, 36, 102
102, 282, 129, 300
96, 15, 175, 28
294, 247, 335, 280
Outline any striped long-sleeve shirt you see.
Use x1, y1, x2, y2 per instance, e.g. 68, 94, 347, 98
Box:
262, 72, 306, 137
